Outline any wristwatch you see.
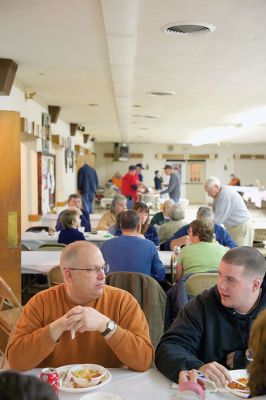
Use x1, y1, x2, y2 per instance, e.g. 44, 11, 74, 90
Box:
100, 320, 116, 337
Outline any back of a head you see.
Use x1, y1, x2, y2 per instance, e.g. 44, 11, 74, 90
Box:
0, 371, 56, 400
197, 207, 214, 222
205, 176, 221, 189
222, 247, 266, 279
170, 204, 185, 221
60, 209, 79, 228
120, 210, 140, 231
190, 219, 214, 242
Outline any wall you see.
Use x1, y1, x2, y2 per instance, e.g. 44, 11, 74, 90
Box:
0, 79, 94, 231
95, 142, 266, 199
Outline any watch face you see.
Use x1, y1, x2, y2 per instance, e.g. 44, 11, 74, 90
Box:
107, 320, 115, 331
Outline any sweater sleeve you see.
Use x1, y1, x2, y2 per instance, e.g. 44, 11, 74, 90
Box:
7, 294, 58, 371
104, 294, 154, 371
155, 299, 205, 382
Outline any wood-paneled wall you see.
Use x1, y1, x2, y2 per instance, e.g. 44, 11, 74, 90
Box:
0, 111, 21, 300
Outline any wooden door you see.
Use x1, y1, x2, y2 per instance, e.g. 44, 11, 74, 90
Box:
0, 111, 21, 301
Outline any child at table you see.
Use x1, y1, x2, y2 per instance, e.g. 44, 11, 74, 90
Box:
58, 209, 86, 245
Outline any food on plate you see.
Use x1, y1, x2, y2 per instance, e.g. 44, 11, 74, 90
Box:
58, 365, 106, 389
227, 377, 249, 392
72, 368, 101, 380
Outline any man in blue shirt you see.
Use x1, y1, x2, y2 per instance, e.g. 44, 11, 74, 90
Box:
55, 194, 91, 232
164, 206, 236, 251
77, 162, 99, 214
101, 210, 165, 282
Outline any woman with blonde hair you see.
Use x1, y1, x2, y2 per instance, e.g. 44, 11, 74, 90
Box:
248, 308, 266, 396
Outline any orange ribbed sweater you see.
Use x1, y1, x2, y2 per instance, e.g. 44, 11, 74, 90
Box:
7, 284, 153, 371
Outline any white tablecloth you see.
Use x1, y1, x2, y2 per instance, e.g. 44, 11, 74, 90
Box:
24, 368, 253, 400
21, 251, 61, 274
22, 231, 113, 250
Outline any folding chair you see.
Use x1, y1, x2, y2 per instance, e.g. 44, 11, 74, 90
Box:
185, 273, 219, 296
0, 276, 23, 368
47, 266, 64, 287
38, 243, 66, 251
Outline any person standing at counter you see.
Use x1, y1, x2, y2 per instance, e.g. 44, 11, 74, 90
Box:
160, 164, 181, 203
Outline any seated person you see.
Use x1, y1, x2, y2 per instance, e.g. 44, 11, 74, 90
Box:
158, 203, 186, 245
7, 241, 153, 371
58, 209, 86, 245
150, 199, 175, 227
0, 371, 56, 400
133, 202, 159, 246
228, 174, 241, 186
155, 247, 266, 386
102, 210, 165, 283
55, 193, 91, 232
175, 220, 228, 280
177, 308, 266, 398
97, 195, 126, 231
164, 206, 236, 251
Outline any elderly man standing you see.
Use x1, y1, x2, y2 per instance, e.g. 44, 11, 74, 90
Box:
204, 177, 253, 246
7, 241, 153, 371
156, 247, 266, 385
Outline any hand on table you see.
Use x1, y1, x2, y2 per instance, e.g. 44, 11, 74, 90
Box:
199, 362, 231, 388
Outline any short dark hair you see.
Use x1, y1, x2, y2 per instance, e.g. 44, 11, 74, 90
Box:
190, 220, 214, 242
0, 371, 56, 400
164, 164, 172, 170
60, 209, 79, 229
68, 193, 81, 202
120, 210, 140, 231
128, 165, 136, 171
222, 247, 266, 278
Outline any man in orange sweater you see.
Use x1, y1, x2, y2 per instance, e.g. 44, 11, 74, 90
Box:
7, 241, 153, 371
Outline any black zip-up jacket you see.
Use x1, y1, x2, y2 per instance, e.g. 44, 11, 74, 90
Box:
155, 279, 266, 382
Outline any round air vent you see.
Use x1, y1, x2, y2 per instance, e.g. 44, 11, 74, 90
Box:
161, 22, 216, 35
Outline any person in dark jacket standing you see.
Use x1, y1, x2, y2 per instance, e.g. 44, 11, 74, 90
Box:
77, 162, 99, 214
155, 246, 266, 387
154, 170, 163, 190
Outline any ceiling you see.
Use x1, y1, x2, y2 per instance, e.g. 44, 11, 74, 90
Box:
1, 0, 266, 145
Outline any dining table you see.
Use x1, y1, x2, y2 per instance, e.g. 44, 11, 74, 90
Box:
21, 231, 113, 251
21, 251, 173, 276
24, 367, 253, 400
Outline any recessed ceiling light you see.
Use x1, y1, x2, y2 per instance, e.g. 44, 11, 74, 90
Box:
88, 103, 98, 107
147, 90, 176, 96
160, 22, 216, 35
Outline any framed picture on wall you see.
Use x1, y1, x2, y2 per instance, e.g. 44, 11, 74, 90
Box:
37, 152, 56, 215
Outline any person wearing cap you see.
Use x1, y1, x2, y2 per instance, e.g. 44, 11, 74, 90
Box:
160, 165, 181, 203
136, 163, 145, 182
121, 165, 140, 209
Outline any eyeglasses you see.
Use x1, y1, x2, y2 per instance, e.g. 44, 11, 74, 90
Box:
66, 264, 109, 274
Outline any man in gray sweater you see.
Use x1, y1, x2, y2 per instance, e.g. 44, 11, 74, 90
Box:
204, 177, 254, 246
160, 165, 181, 203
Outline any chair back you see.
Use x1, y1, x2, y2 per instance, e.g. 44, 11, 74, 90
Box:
106, 272, 166, 349
185, 273, 219, 296
0, 276, 23, 368
47, 266, 64, 287
21, 244, 31, 251
38, 243, 66, 251
26, 226, 49, 232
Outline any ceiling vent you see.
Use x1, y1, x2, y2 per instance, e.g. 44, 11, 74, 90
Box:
161, 22, 216, 35
147, 90, 176, 96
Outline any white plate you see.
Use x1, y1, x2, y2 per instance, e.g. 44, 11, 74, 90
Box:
226, 369, 249, 398
80, 392, 122, 400
56, 365, 112, 393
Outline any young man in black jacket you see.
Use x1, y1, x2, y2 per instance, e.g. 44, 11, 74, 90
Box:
155, 246, 266, 387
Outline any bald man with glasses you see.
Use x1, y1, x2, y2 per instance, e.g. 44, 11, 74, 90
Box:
8, 242, 153, 371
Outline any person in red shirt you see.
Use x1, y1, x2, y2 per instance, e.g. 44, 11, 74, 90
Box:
121, 165, 139, 208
